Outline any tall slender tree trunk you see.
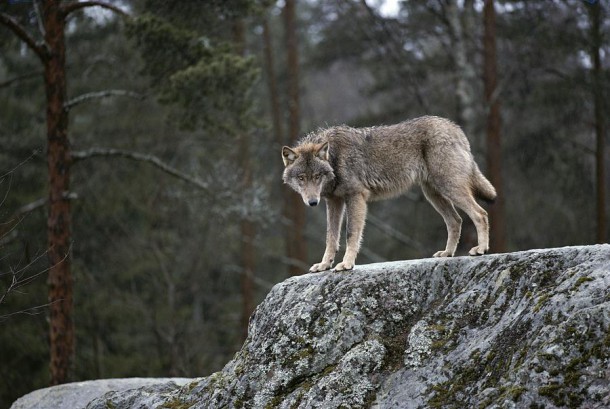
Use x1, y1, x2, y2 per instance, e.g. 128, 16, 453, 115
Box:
483, 0, 506, 253
239, 211, 255, 341
42, 0, 74, 385
446, 0, 477, 140
233, 20, 255, 342
283, 0, 307, 275
588, 1, 606, 244
262, 18, 284, 151
2, 0, 127, 386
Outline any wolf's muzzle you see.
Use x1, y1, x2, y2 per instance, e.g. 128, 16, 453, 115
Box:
308, 199, 319, 206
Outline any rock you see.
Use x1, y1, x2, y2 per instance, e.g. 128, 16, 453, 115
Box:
13, 245, 610, 408
10, 378, 192, 409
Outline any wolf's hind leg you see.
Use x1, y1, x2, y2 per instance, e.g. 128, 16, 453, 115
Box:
422, 183, 462, 257
310, 197, 345, 272
447, 188, 490, 256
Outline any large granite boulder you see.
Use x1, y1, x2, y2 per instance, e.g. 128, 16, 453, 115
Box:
12, 245, 610, 408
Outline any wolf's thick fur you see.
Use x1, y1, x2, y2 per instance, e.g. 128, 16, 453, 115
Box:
282, 116, 497, 272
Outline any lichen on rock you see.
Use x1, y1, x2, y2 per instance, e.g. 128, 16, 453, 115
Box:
403, 320, 433, 368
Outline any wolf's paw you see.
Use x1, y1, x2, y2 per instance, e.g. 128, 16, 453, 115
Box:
433, 250, 454, 258
309, 261, 333, 272
334, 260, 354, 271
469, 245, 488, 256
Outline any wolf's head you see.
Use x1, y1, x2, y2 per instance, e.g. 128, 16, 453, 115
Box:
282, 142, 334, 207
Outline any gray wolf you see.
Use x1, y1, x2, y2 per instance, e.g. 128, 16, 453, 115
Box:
282, 116, 497, 272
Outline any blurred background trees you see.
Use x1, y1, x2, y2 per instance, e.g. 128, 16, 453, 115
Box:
0, 0, 607, 406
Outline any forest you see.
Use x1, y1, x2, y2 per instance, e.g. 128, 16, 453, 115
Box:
0, 0, 607, 406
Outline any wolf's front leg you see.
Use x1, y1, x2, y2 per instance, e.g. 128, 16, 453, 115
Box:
310, 198, 345, 272
334, 194, 367, 271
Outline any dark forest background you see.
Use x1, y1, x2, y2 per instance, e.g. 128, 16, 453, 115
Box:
0, 0, 607, 406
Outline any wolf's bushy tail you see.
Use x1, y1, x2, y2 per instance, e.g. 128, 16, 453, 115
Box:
472, 165, 497, 203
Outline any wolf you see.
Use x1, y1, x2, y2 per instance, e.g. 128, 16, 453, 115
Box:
282, 115, 497, 272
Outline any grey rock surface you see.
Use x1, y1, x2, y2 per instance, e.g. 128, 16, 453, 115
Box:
10, 378, 192, 409
14, 245, 610, 408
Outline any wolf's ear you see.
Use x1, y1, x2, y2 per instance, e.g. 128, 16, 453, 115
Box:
282, 146, 298, 167
316, 142, 330, 161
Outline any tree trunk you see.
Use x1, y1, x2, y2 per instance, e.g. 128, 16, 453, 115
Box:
239, 133, 255, 342
588, 1, 606, 244
240, 215, 255, 341
483, 0, 506, 253
233, 19, 255, 342
43, 0, 74, 386
283, 0, 307, 275
445, 0, 478, 140
262, 18, 284, 151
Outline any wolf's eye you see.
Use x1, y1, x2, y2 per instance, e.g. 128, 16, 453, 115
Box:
298, 175, 305, 182
314, 174, 321, 181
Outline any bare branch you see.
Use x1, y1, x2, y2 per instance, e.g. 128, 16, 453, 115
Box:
367, 213, 426, 253
0, 70, 42, 89
0, 301, 60, 323
0, 197, 46, 243
0, 149, 41, 180
1, 149, 44, 232
72, 148, 210, 192
61, 1, 130, 18
0, 248, 50, 287
0, 175, 12, 210
0, 194, 75, 243
33, 0, 46, 38
64, 90, 146, 110
0, 12, 47, 61
225, 264, 276, 290
0, 274, 17, 307
0, 246, 68, 322
15, 197, 47, 216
